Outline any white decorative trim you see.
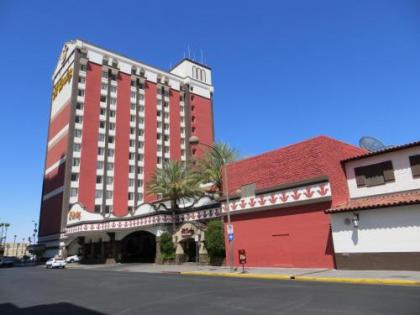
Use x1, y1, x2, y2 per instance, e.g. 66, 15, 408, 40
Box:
42, 186, 64, 201
48, 124, 69, 149
222, 182, 332, 214
45, 156, 67, 175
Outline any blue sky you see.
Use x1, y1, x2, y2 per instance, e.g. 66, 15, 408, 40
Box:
0, 0, 419, 242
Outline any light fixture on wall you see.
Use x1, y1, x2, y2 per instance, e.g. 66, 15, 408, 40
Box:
352, 213, 360, 228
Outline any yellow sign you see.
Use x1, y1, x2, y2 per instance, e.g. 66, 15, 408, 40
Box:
52, 68, 73, 100
68, 210, 81, 221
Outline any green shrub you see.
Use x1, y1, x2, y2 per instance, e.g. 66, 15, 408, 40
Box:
205, 220, 225, 260
160, 232, 175, 260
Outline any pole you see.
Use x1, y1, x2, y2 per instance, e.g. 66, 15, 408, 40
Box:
223, 163, 234, 272
13, 235, 17, 256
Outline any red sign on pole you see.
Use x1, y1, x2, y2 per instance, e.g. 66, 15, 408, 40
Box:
238, 249, 246, 264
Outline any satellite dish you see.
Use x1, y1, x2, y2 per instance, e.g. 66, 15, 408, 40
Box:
359, 136, 387, 152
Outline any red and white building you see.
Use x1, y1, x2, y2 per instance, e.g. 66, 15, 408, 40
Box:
38, 40, 214, 258
222, 136, 365, 268
327, 141, 420, 270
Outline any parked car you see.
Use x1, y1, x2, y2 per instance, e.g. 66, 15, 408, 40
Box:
45, 257, 66, 269
0, 256, 17, 267
65, 255, 80, 263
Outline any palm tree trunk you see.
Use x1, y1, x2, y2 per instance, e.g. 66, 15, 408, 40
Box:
171, 200, 177, 234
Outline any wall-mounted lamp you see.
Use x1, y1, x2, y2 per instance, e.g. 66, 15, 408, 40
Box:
352, 213, 360, 228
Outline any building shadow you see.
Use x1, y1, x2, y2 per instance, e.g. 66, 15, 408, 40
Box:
0, 302, 104, 315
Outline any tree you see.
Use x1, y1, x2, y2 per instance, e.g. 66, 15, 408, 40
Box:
159, 232, 175, 261
147, 160, 202, 231
205, 220, 225, 265
192, 143, 238, 195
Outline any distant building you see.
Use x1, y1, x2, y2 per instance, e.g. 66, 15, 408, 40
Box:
327, 141, 420, 270
38, 40, 215, 258
3, 243, 29, 258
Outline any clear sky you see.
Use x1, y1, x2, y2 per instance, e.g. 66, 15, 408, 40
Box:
0, 0, 419, 242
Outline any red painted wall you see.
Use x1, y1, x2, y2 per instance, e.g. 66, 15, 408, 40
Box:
48, 102, 71, 140
39, 193, 63, 236
143, 81, 157, 202
45, 135, 68, 169
113, 72, 130, 216
43, 162, 66, 194
169, 89, 181, 161
190, 93, 213, 157
225, 202, 335, 268
78, 62, 101, 211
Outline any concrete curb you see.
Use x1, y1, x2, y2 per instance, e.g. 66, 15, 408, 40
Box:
180, 271, 420, 287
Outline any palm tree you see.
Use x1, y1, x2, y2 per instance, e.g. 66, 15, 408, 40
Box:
147, 160, 202, 232
3, 223, 10, 246
192, 143, 238, 196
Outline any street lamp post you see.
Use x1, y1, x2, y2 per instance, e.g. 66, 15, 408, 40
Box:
32, 220, 38, 245
13, 235, 17, 256
189, 136, 234, 272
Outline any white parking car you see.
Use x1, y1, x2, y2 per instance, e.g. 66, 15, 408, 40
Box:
65, 255, 80, 263
45, 258, 66, 269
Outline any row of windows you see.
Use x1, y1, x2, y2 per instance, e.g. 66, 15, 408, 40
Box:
95, 190, 113, 199
355, 154, 420, 188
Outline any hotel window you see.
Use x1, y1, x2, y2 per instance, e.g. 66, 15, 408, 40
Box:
129, 179, 135, 186
78, 90, 85, 97
107, 149, 114, 157
409, 155, 420, 178
97, 161, 104, 169
99, 121, 105, 129
157, 133, 162, 140
138, 142, 144, 148
97, 147, 105, 155
100, 95, 107, 103
110, 98, 117, 105
131, 103, 136, 110
72, 158, 80, 166
157, 122, 162, 128
130, 115, 136, 122
130, 127, 135, 135
74, 129, 82, 138
96, 176, 103, 184
73, 143, 81, 152
157, 157, 162, 164
128, 192, 134, 200
101, 83, 108, 90
137, 193, 143, 200
94, 205, 101, 213
129, 152, 135, 160
110, 110, 116, 117
106, 163, 114, 171
354, 161, 395, 187
105, 206, 112, 214
80, 64, 87, 72
164, 102, 169, 108
139, 117, 144, 124
164, 124, 169, 130
138, 84, 144, 91
98, 134, 105, 142
137, 154, 143, 161
138, 166, 143, 173
106, 191, 113, 199
109, 122, 115, 130
130, 140, 135, 147
78, 77, 85, 83
164, 146, 169, 153
157, 110, 162, 117
180, 105, 184, 112
139, 105, 144, 112
157, 144, 162, 151
181, 149, 185, 156
191, 105, 195, 112
138, 180, 143, 187
102, 71, 108, 78
164, 113, 169, 119
131, 92, 136, 98
138, 129, 144, 136
70, 188, 78, 197
192, 127, 196, 134
99, 108, 106, 116
76, 102, 83, 110
129, 165, 135, 173
75, 116, 83, 124
110, 86, 117, 93
106, 177, 113, 185
71, 173, 79, 181
95, 190, 103, 198
163, 135, 169, 142
108, 136, 114, 144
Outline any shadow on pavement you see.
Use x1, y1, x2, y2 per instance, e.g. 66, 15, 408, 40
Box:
0, 302, 104, 315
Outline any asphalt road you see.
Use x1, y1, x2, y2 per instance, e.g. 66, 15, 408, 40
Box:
1, 266, 420, 315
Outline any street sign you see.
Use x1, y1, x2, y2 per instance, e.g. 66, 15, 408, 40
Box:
228, 233, 234, 241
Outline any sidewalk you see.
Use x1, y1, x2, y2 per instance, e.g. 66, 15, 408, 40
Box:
67, 262, 420, 286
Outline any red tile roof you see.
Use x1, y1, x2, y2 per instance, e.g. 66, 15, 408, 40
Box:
225, 136, 366, 207
326, 191, 420, 213
341, 140, 420, 163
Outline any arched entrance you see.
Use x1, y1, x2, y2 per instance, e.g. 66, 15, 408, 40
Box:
121, 231, 156, 263
180, 238, 197, 262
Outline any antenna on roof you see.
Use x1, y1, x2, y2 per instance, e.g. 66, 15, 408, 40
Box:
200, 49, 204, 64
187, 45, 191, 59
359, 136, 387, 152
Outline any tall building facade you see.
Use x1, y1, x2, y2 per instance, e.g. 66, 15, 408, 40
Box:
39, 40, 214, 258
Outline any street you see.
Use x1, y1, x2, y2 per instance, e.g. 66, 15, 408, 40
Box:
1, 267, 420, 314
